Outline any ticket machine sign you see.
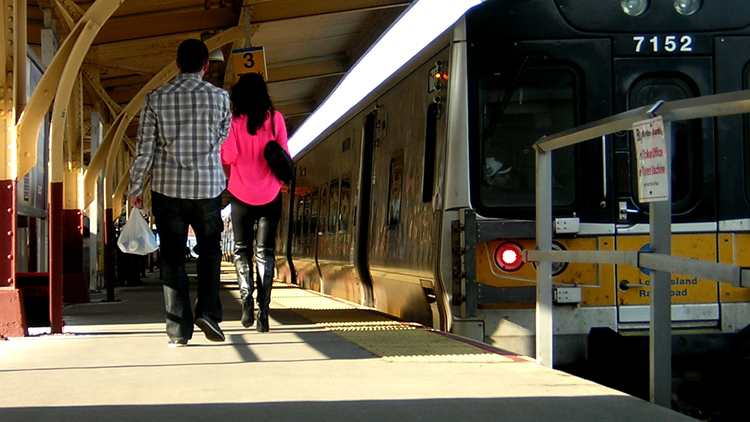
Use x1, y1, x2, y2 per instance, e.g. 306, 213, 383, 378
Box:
632, 116, 670, 203
232, 46, 267, 82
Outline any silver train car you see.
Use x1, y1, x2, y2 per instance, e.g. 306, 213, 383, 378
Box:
274, 0, 750, 380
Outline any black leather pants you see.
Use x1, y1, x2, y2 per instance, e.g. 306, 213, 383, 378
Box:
230, 193, 282, 331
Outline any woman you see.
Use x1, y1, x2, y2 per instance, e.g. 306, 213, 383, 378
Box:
221, 73, 288, 332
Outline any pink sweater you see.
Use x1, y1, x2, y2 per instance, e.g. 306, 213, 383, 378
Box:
221, 111, 289, 206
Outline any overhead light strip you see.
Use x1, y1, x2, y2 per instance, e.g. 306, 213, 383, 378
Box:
287, 0, 482, 157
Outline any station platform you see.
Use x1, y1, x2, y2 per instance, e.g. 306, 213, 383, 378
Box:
0, 261, 696, 422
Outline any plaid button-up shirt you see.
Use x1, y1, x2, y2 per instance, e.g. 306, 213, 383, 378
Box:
128, 73, 231, 200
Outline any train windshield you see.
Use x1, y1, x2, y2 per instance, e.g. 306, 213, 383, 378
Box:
477, 69, 576, 209
626, 76, 701, 211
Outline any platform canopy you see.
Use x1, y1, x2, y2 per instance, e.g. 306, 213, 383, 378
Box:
26, 0, 412, 160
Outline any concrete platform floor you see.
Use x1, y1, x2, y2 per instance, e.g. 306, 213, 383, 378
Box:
0, 262, 697, 422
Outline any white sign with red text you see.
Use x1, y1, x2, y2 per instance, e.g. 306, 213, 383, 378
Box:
632, 116, 669, 203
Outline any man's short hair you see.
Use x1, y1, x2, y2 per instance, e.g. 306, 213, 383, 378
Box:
177, 39, 209, 73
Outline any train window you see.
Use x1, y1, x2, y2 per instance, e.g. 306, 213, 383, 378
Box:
340, 174, 352, 232
310, 189, 319, 237
319, 185, 328, 235
302, 193, 311, 236
477, 69, 576, 209
329, 179, 340, 233
295, 195, 304, 237
387, 151, 404, 229
628, 75, 700, 211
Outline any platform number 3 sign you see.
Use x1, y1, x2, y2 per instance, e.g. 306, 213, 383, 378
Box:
232, 46, 267, 82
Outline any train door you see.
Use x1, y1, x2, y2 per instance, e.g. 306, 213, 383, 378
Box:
613, 57, 718, 328
714, 37, 750, 325
352, 112, 377, 307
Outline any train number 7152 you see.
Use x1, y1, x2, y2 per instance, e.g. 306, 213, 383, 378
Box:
633, 35, 693, 53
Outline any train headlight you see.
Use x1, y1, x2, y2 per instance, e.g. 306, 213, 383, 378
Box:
620, 0, 649, 16
494, 242, 524, 272
673, 0, 701, 15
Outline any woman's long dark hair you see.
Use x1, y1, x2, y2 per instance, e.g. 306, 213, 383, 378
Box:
230, 73, 275, 135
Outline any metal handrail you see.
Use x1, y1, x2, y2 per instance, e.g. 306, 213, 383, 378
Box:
536, 89, 750, 153
526, 88, 750, 407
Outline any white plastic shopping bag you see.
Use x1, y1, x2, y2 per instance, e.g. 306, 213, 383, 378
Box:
117, 210, 159, 255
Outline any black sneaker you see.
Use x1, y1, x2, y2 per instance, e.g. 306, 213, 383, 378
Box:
195, 316, 225, 342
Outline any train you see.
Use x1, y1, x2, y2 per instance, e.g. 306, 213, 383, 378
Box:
239, 0, 750, 399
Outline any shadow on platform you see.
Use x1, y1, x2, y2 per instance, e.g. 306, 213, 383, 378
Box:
1, 396, 698, 422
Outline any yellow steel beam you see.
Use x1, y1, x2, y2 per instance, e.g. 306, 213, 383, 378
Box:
1, 1, 13, 181
112, 170, 129, 218
122, 135, 136, 154
0, 2, 6, 82
273, 99, 316, 118
66, 75, 84, 170
16, 0, 125, 179
82, 67, 123, 116
14, 0, 26, 117
83, 111, 125, 210
62, 75, 83, 210
52, 0, 85, 33
50, 20, 103, 184
249, 0, 410, 23
103, 126, 120, 215
267, 57, 347, 84
83, 60, 155, 77
93, 5, 240, 44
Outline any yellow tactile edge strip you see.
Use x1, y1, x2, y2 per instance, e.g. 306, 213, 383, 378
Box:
272, 287, 531, 363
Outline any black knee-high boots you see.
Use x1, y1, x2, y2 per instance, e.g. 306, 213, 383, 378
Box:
255, 245, 274, 332
234, 243, 255, 328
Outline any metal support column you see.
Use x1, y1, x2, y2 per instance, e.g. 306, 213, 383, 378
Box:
535, 148, 553, 367
244, 5, 252, 48
103, 122, 122, 302
104, 208, 115, 302
649, 121, 672, 407
62, 76, 88, 304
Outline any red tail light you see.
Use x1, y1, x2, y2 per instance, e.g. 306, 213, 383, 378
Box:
494, 242, 524, 272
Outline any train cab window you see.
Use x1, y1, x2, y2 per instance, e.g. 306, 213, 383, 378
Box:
319, 185, 328, 235
329, 179, 340, 233
477, 69, 576, 210
340, 174, 352, 232
628, 76, 700, 211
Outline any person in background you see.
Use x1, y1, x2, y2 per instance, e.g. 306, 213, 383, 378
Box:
484, 157, 514, 189
221, 73, 288, 333
128, 39, 231, 347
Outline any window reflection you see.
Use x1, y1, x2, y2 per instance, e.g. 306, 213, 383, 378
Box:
478, 70, 576, 209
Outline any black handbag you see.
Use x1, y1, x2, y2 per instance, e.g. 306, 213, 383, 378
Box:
263, 112, 295, 184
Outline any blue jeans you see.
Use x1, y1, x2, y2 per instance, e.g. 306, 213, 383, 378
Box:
152, 191, 223, 341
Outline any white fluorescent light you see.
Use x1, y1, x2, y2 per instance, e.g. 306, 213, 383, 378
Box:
287, 0, 482, 157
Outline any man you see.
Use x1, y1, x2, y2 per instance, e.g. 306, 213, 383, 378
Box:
128, 39, 231, 347
484, 157, 513, 189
